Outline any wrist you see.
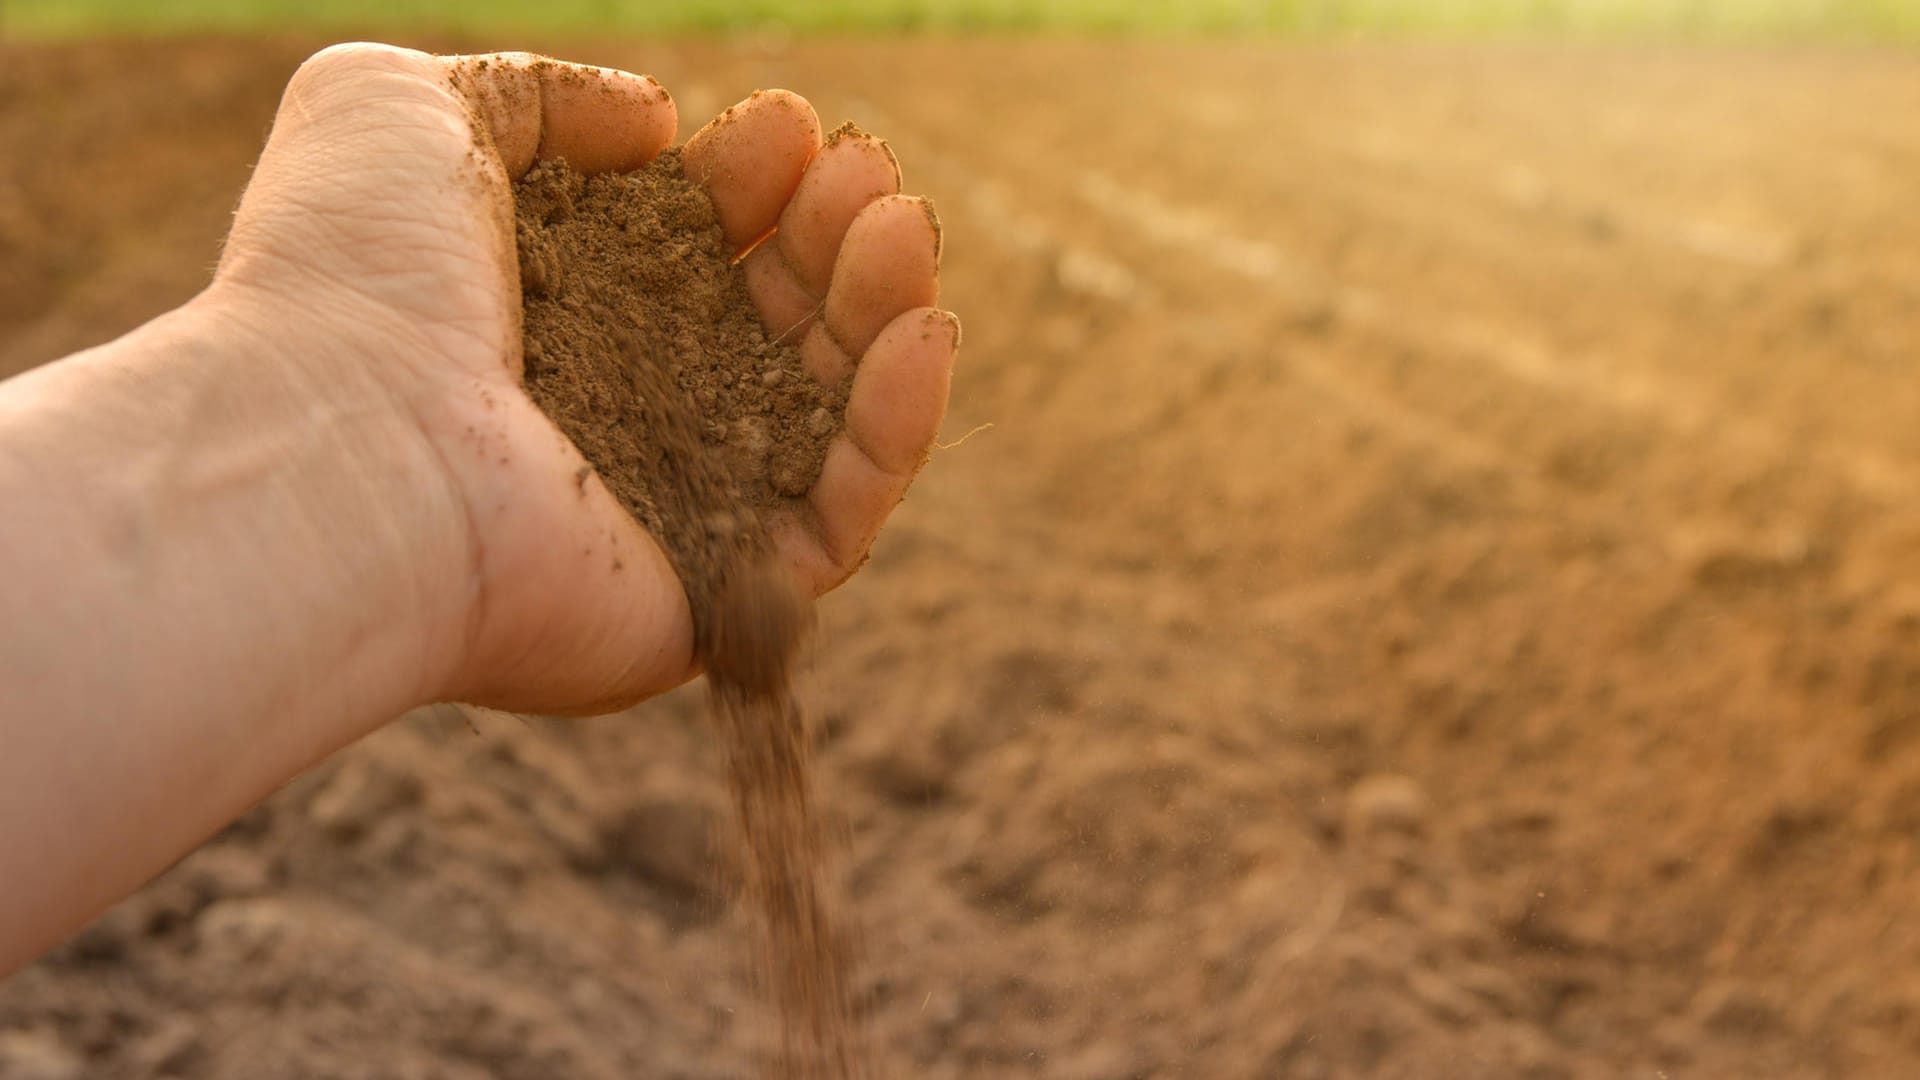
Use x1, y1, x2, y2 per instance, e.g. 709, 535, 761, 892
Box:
0, 284, 480, 971
141, 283, 476, 723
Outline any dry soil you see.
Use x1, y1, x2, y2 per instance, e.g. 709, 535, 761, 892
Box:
2, 36, 1920, 1080
513, 149, 863, 1077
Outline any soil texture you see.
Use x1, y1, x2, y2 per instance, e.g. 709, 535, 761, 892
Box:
514, 153, 862, 1077
3, 36, 1920, 1080
514, 154, 844, 625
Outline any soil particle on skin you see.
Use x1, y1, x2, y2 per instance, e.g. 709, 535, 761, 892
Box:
513, 152, 865, 1077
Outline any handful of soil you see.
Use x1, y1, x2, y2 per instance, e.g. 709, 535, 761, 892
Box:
515, 153, 865, 1078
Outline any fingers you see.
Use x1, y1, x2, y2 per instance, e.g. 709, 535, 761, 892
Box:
740, 127, 902, 336
781, 308, 959, 592
445, 52, 677, 178
781, 128, 904, 293
680, 90, 823, 254
800, 195, 943, 383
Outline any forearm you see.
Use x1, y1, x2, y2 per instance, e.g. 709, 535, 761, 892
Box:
0, 287, 468, 973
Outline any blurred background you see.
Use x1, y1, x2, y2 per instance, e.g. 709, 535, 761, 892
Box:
4, 2, 1920, 1077
8, 0, 1920, 37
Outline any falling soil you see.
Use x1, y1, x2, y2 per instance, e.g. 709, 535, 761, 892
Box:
513, 153, 863, 1078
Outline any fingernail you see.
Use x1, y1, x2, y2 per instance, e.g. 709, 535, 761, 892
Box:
926, 308, 962, 350
915, 196, 943, 262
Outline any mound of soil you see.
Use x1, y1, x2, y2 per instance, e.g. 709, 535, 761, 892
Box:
514, 154, 863, 1076
513, 153, 844, 633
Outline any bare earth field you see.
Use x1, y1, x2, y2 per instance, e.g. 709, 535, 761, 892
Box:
4, 36, 1920, 1079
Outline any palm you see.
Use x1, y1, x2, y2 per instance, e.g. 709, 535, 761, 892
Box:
226, 46, 954, 713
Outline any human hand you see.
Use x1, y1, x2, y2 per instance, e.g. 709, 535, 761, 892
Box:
214, 44, 956, 714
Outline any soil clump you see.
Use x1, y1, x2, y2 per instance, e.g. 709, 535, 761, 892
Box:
513, 153, 863, 1078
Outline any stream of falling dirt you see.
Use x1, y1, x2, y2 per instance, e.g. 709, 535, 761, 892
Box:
706, 565, 867, 1080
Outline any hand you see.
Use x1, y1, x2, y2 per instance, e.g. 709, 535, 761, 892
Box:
215, 44, 957, 714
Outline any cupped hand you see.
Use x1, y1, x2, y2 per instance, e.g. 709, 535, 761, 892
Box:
215, 44, 955, 714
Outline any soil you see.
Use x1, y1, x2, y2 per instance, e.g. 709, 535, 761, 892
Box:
513, 153, 845, 620
512, 152, 861, 1076
5, 35, 1920, 1080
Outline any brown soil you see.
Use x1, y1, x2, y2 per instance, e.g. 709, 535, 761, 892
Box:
5, 35, 1920, 1080
514, 154, 862, 1076
513, 153, 844, 620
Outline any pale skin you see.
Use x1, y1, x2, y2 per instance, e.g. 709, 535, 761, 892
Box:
0, 45, 956, 976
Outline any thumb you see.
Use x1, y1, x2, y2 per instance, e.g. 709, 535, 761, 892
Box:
444, 51, 678, 178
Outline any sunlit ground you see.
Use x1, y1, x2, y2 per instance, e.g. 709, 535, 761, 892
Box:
4, 5, 1919, 1077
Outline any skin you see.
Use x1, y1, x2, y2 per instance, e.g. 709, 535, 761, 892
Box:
0, 44, 957, 977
